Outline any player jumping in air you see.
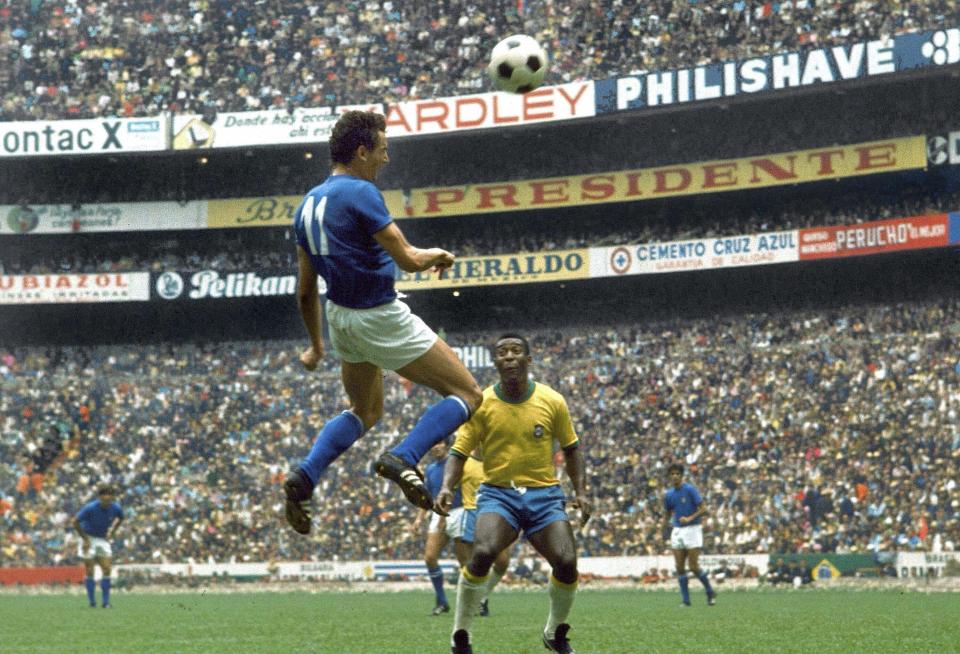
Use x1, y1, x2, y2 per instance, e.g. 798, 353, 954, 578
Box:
282, 111, 483, 534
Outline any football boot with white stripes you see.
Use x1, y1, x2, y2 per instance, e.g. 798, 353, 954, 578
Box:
374, 452, 434, 511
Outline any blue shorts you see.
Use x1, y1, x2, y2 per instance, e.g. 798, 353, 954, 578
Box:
475, 483, 568, 537
461, 508, 477, 544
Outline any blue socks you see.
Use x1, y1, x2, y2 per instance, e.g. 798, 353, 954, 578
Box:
85, 577, 96, 606
299, 411, 365, 486
390, 396, 469, 466
678, 574, 690, 604
101, 577, 111, 607
428, 566, 448, 606
696, 571, 713, 595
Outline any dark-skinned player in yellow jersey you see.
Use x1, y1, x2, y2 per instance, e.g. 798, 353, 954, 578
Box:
436, 334, 591, 654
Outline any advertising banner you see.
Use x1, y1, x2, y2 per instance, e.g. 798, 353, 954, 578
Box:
596, 28, 960, 114
379, 137, 924, 217
896, 551, 960, 578
396, 249, 589, 289
153, 269, 309, 301
172, 83, 594, 149
590, 231, 799, 277
205, 137, 925, 226
0, 116, 165, 157
172, 108, 338, 150
798, 214, 949, 260
0, 201, 207, 234
207, 196, 299, 228
0, 273, 150, 304
926, 130, 960, 166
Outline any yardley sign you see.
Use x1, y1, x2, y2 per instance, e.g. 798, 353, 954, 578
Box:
595, 29, 960, 114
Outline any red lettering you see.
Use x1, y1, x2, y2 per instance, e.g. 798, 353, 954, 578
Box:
806, 150, 844, 176
580, 175, 616, 200
491, 96, 519, 124
530, 180, 569, 205
625, 172, 644, 197
749, 156, 798, 182
455, 97, 487, 128
115, 274, 128, 287
702, 163, 738, 188
423, 189, 466, 214
522, 88, 553, 120
556, 84, 588, 114
96, 274, 110, 287
23, 276, 37, 289
476, 185, 519, 209
385, 104, 413, 133
416, 101, 449, 131
0, 277, 12, 290
56, 276, 71, 289
855, 144, 896, 171
77, 275, 87, 288
653, 168, 691, 193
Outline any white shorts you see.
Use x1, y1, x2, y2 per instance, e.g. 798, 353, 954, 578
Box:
326, 299, 437, 371
429, 507, 466, 540
671, 525, 703, 550
79, 537, 112, 560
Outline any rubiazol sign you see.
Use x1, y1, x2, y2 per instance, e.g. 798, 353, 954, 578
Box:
595, 29, 960, 114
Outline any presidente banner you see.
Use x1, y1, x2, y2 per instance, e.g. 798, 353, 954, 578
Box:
798, 213, 950, 260
0, 116, 165, 157
396, 249, 589, 289
0, 273, 150, 304
596, 28, 960, 114
172, 107, 338, 150
0, 201, 207, 234
590, 231, 799, 277
172, 82, 594, 149
206, 136, 926, 226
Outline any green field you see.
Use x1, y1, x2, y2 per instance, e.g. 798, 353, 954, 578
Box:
1, 588, 957, 653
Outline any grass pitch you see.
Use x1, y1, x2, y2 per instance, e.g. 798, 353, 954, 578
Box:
1, 587, 957, 653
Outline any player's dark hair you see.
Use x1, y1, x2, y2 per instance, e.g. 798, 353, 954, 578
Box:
97, 484, 115, 496
329, 111, 387, 164
494, 333, 530, 355
667, 463, 684, 475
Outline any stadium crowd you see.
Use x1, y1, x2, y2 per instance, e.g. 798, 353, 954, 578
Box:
1, 297, 958, 568
0, 1, 957, 121
2, 184, 957, 276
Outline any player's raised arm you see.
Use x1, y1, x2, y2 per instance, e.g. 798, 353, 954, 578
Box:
296, 246, 324, 369
373, 222, 454, 274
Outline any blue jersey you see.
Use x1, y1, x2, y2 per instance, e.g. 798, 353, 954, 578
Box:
76, 500, 123, 538
425, 458, 462, 509
664, 482, 703, 527
294, 174, 397, 309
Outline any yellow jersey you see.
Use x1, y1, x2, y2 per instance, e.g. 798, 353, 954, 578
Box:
460, 456, 485, 510
452, 381, 578, 488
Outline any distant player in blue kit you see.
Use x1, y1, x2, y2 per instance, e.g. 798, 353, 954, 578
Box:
73, 484, 123, 608
412, 441, 467, 615
282, 110, 483, 534
661, 463, 716, 607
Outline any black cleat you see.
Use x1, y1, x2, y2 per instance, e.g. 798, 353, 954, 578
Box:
283, 467, 314, 535
477, 598, 489, 617
374, 452, 434, 511
543, 623, 575, 654
707, 591, 717, 606
451, 629, 473, 654
432, 602, 450, 616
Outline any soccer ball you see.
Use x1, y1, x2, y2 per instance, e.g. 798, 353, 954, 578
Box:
487, 34, 548, 94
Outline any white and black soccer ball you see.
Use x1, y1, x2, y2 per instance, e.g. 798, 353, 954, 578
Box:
487, 34, 548, 94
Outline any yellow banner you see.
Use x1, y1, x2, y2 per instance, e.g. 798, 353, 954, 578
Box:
396, 249, 589, 289
207, 196, 301, 228
206, 136, 926, 227
382, 136, 927, 218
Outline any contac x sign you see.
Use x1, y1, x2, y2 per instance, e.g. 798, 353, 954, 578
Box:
0, 117, 165, 156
